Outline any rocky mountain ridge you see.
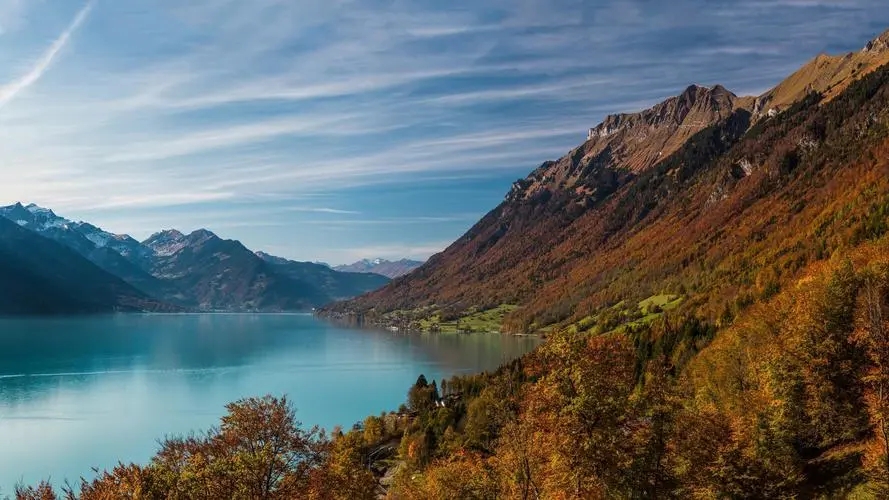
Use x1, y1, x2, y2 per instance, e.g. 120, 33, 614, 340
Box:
755, 28, 889, 114
0, 205, 390, 312
325, 28, 889, 334
510, 84, 752, 206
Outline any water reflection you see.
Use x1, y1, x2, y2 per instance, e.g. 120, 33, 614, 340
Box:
0, 314, 539, 491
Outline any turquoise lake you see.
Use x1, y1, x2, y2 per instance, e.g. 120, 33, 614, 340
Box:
0, 314, 540, 492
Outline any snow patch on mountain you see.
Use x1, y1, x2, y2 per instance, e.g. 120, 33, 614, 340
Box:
333, 258, 424, 279
144, 230, 188, 256
0, 202, 156, 264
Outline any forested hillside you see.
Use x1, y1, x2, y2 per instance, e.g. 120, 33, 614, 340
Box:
325, 31, 889, 337
17, 242, 889, 498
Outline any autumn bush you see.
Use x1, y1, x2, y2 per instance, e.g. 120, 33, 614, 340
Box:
15, 396, 379, 500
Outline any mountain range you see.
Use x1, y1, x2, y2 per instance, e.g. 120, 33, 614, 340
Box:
0, 204, 390, 314
333, 258, 424, 279
0, 216, 169, 314
8, 30, 889, 322
324, 28, 889, 334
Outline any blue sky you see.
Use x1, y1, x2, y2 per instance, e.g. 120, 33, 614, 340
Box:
1, 0, 888, 264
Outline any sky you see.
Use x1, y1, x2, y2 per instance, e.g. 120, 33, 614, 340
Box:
1, 1, 888, 265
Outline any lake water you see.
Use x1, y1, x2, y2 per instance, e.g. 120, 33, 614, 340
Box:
0, 314, 540, 492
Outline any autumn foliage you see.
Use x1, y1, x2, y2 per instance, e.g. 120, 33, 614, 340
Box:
329, 59, 889, 339
18, 244, 889, 499
18, 51, 889, 500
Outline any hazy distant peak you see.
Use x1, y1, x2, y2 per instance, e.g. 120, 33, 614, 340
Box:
334, 258, 424, 279
256, 251, 335, 269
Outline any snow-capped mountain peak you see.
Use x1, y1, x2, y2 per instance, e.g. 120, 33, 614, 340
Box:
25, 203, 57, 217
143, 229, 188, 256
142, 229, 219, 256
334, 257, 424, 278
0, 202, 154, 263
1, 202, 67, 230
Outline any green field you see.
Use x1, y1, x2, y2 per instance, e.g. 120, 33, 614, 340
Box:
382, 295, 684, 335
384, 304, 519, 333
567, 294, 684, 334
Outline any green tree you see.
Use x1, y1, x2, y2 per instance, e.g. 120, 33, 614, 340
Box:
797, 260, 868, 447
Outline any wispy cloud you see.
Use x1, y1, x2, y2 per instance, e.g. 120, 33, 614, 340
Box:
302, 215, 477, 225
286, 207, 361, 215
102, 113, 370, 163
0, 0, 93, 108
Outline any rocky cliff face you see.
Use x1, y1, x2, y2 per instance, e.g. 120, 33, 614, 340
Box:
511, 84, 752, 204
325, 83, 758, 325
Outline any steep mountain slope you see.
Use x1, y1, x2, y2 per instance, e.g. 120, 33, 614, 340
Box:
0, 204, 154, 266
0, 203, 169, 297
254, 251, 292, 267
517, 84, 750, 202
147, 230, 315, 311
0, 217, 166, 314
327, 33, 889, 334
147, 231, 388, 311
324, 84, 756, 328
257, 252, 391, 300
333, 258, 423, 279
756, 28, 889, 113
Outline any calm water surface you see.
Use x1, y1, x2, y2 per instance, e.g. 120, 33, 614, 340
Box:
0, 314, 540, 492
